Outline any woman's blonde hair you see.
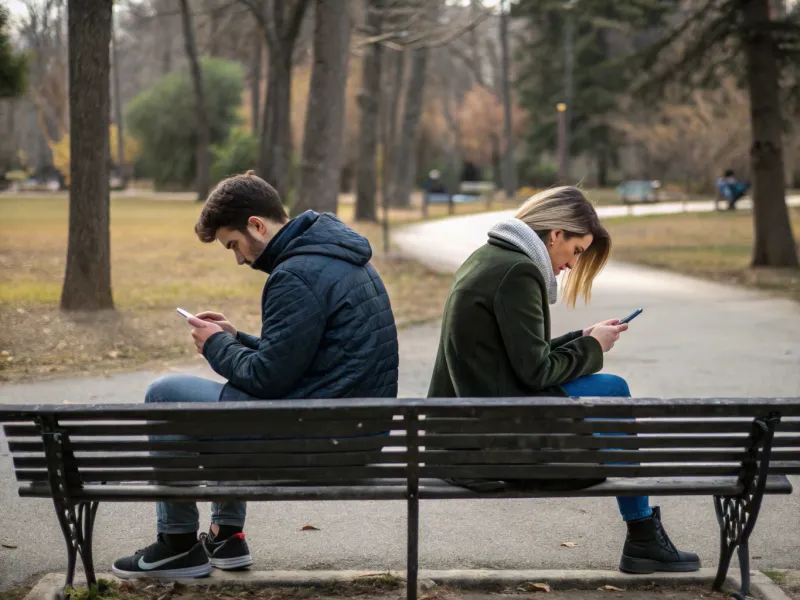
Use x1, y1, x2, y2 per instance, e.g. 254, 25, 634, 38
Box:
515, 186, 610, 306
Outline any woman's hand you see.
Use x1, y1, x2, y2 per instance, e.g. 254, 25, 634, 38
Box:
583, 318, 620, 337
589, 323, 629, 352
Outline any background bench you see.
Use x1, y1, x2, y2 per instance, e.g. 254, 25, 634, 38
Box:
2, 397, 799, 600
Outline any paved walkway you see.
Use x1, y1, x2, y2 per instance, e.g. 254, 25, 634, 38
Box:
2, 201, 800, 588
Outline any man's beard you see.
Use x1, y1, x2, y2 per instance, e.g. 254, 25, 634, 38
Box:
243, 231, 267, 266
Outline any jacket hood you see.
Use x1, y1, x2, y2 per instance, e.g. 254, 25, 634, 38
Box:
251, 210, 372, 273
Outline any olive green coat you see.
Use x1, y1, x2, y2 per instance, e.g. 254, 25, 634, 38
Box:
428, 238, 603, 398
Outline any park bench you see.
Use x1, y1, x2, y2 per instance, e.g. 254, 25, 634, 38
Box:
1, 397, 799, 600
617, 180, 661, 204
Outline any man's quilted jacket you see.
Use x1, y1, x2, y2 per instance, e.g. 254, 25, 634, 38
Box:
202, 210, 399, 400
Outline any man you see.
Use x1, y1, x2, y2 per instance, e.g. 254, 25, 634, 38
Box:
112, 171, 399, 579
716, 169, 749, 210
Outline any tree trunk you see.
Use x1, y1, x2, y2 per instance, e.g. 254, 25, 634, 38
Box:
61, 0, 114, 312
111, 17, 125, 182
179, 0, 211, 200
259, 47, 293, 200
293, 0, 352, 215
742, 0, 799, 267
499, 0, 515, 199
596, 148, 608, 188
250, 28, 262, 135
354, 0, 383, 222
391, 47, 429, 207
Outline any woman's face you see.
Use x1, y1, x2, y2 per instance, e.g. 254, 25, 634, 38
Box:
546, 230, 593, 276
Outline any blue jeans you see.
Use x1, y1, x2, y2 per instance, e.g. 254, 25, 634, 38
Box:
561, 374, 653, 522
146, 374, 247, 534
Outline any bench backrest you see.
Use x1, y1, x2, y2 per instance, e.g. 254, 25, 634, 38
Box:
2, 398, 799, 497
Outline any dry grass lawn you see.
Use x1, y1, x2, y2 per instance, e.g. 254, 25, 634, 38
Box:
0, 196, 453, 383
605, 207, 800, 301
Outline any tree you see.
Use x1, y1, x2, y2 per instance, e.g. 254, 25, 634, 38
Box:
0, 4, 27, 98
513, 0, 667, 186
355, 0, 384, 221
126, 59, 243, 189
498, 0, 515, 198
390, 46, 430, 207
638, 0, 799, 268
61, 0, 114, 312
294, 0, 352, 215
239, 0, 311, 199
179, 0, 212, 200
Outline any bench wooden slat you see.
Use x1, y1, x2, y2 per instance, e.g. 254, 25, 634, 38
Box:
15, 465, 409, 483
7, 437, 401, 454
15, 475, 794, 502
3, 420, 399, 438
421, 433, 800, 449
417, 419, 767, 435
3, 397, 800, 420
419, 464, 742, 479
418, 449, 752, 464
13, 450, 405, 470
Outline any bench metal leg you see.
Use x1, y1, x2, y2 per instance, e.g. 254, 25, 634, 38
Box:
407, 488, 419, 600
712, 414, 780, 600
52, 498, 100, 590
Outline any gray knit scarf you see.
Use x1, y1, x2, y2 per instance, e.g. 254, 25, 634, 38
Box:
488, 218, 558, 304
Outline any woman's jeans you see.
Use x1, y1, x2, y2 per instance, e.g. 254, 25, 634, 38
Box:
146, 374, 246, 534
561, 374, 653, 523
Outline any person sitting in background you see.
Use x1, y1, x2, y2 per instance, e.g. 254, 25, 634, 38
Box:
428, 186, 700, 575
716, 169, 749, 210
424, 169, 447, 195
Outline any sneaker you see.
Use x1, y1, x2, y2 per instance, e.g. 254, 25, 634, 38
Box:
112, 534, 212, 579
200, 531, 254, 570
619, 506, 701, 574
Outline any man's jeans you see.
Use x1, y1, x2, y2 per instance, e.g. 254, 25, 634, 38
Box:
561, 374, 653, 523
146, 374, 246, 534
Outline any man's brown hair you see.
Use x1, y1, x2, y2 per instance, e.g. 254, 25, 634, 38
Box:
195, 171, 288, 243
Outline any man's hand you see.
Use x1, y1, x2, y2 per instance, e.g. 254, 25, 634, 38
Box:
187, 316, 224, 353
195, 311, 237, 337
583, 318, 621, 337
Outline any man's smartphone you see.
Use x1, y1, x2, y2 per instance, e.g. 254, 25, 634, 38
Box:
619, 308, 643, 324
176, 307, 194, 320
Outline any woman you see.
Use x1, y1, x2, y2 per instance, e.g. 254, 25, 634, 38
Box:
428, 186, 699, 574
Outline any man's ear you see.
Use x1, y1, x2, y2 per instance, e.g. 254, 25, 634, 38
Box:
248, 216, 266, 234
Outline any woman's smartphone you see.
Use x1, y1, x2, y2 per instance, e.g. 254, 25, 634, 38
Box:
620, 308, 643, 324
176, 307, 194, 319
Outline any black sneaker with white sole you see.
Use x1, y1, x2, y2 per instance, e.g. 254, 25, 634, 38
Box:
112, 534, 212, 579
200, 531, 254, 570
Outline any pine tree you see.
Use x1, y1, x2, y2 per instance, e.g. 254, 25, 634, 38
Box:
0, 5, 27, 98
513, 0, 668, 186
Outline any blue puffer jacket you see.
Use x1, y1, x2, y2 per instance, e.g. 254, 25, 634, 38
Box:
203, 210, 399, 400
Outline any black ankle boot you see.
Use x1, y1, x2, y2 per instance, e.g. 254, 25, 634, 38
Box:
619, 506, 701, 574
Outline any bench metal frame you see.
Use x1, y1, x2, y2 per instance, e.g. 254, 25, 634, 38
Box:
2, 397, 798, 600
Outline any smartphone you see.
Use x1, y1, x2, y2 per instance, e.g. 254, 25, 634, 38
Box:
619, 308, 643, 324
176, 307, 194, 320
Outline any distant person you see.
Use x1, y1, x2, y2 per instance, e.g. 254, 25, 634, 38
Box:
112, 171, 399, 579
424, 169, 447, 195
716, 169, 749, 210
428, 186, 701, 574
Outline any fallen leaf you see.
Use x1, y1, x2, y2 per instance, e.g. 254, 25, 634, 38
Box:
560, 541, 578, 548
1, 543, 17, 549
301, 524, 320, 531
517, 582, 551, 593
598, 585, 625, 592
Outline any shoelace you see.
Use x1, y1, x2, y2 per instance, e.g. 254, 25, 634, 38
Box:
654, 518, 678, 553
